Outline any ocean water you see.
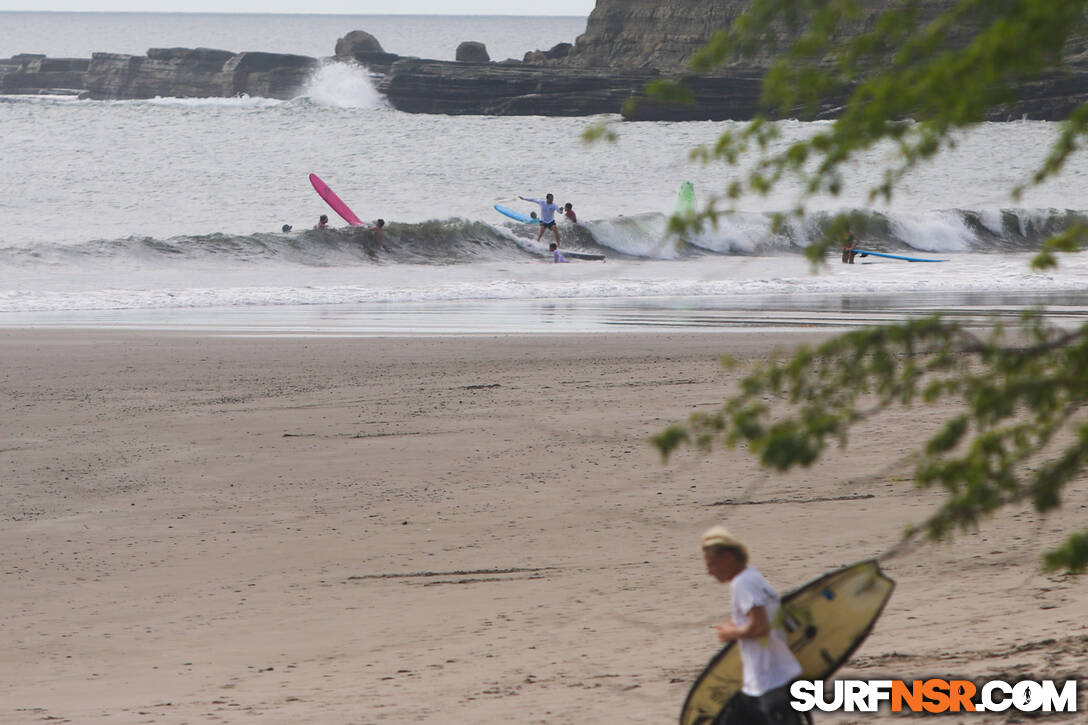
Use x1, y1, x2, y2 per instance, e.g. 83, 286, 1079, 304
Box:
3, 12, 1088, 333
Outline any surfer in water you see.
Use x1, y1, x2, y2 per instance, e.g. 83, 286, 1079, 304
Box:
549, 243, 569, 263
702, 526, 803, 725
314, 214, 329, 230
563, 203, 577, 224
842, 230, 859, 264
520, 193, 561, 246
373, 218, 385, 243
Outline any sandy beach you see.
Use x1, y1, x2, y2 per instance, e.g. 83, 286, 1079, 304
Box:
2, 329, 1085, 724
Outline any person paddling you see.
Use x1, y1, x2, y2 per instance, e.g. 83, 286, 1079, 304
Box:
549, 242, 569, 263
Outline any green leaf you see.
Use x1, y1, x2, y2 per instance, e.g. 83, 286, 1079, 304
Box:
647, 0, 1088, 575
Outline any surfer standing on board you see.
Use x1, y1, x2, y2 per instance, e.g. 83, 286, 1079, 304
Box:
519, 193, 561, 246
702, 526, 803, 725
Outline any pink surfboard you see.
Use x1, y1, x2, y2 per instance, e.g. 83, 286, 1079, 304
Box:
309, 173, 363, 227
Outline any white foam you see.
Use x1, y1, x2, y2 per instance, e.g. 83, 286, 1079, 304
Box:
583, 214, 682, 259
687, 212, 773, 254
977, 208, 1006, 237
131, 95, 284, 108
299, 61, 385, 109
0, 93, 82, 103
889, 211, 974, 252
4, 253, 1087, 313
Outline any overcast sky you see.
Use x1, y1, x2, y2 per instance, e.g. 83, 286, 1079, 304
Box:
0, 0, 595, 13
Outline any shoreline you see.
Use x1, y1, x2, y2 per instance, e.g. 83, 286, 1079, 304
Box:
4, 285, 1088, 337
3, 329, 1085, 723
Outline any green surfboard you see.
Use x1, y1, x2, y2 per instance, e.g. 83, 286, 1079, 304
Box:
675, 181, 695, 216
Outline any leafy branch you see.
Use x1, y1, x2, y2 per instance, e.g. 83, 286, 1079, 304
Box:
654, 314, 1088, 573
610, 0, 1088, 265
613, 0, 1088, 573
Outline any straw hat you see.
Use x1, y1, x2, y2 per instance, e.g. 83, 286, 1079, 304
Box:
700, 526, 749, 564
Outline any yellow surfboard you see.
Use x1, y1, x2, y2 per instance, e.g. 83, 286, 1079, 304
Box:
680, 560, 895, 725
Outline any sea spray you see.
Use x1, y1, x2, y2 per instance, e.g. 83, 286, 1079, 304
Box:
301, 60, 385, 109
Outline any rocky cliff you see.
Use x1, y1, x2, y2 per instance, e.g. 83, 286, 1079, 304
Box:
563, 0, 746, 70
562, 0, 994, 70
1, 47, 318, 100
0, 55, 88, 95
372, 0, 1088, 118
5, 1, 1088, 121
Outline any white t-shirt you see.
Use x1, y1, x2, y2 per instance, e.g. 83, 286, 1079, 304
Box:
730, 566, 802, 696
525, 197, 559, 223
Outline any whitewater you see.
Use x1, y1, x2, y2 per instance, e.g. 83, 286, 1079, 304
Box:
4, 14, 1088, 332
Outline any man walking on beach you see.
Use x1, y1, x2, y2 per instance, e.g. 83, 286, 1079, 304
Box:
702, 526, 803, 725
520, 193, 561, 246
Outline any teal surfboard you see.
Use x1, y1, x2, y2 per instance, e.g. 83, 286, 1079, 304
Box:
495, 204, 540, 224
855, 249, 948, 263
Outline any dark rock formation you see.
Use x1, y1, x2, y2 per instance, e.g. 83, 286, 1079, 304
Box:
622, 72, 767, 121
377, 58, 658, 116
332, 30, 401, 74
1, 47, 318, 100
620, 65, 1088, 122
84, 48, 236, 99
335, 30, 384, 57
0, 55, 88, 94
374, 0, 1025, 118
221, 51, 318, 98
455, 41, 490, 63
559, 0, 1088, 120
561, 0, 987, 71
563, 0, 745, 70
345, 51, 402, 76
986, 62, 1088, 121
523, 43, 573, 64
5, 4, 1088, 121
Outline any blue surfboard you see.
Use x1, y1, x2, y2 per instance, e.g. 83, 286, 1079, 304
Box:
495, 204, 540, 225
855, 249, 948, 263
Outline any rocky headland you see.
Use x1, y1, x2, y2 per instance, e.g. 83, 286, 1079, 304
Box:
0, 47, 319, 101
4, 0, 1088, 120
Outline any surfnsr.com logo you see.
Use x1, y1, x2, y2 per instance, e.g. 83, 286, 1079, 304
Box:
790, 679, 1078, 714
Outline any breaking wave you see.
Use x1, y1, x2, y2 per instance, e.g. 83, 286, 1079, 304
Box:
1, 207, 1084, 270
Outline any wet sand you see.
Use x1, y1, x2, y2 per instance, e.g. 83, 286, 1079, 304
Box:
1, 330, 1084, 724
